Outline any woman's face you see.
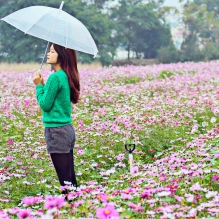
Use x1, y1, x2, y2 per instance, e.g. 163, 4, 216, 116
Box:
47, 44, 59, 64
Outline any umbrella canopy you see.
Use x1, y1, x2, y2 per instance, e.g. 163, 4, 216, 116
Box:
1, 2, 98, 58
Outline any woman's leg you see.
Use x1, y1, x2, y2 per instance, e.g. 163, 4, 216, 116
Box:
50, 150, 77, 187
50, 152, 72, 186
69, 149, 77, 187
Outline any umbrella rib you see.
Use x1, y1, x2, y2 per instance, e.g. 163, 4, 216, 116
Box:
24, 9, 55, 34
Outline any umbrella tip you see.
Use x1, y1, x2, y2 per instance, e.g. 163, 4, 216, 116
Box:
59, 1, 64, 10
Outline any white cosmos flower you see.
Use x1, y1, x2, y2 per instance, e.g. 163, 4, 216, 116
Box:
186, 195, 195, 202
211, 117, 217, 123
157, 191, 171, 197
206, 191, 218, 199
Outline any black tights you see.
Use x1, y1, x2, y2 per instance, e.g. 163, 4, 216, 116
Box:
50, 150, 77, 188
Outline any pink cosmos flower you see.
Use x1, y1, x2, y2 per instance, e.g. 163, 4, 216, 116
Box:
77, 147, 84, 155
128, 203, 144, 213
17, 209, 32, 219
130, 166, 138, 175
190, 182, 202, 191
140, 191, 151, 199
24, 100, 30, 106
159, 174, 166, 181
121, 193, 133, 200
22, 196, 42, 206
44, 196, 66, 209
96, 193, 109, 202
74, 200, 84, 207
112, 190, 121, 196
212, 175, 219, 182
115, 154, 125, 161
96, 205, 119, 219
8, 207, 19, 215
174, 195, 184, 202
7, 139, 14, 145
6, 156, 14, 161
123, 188, 135, 194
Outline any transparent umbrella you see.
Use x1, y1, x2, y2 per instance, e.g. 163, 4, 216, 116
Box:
1, 1, 98, 72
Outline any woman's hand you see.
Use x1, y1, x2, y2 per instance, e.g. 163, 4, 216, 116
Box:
33, 72, 44, 86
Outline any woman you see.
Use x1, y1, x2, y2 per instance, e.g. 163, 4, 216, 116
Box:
33, 43, 80, 194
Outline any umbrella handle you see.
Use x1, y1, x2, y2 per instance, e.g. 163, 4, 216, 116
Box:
27, 68, 42, 85
39, 1, 65, 70
28, 75, 34, 85
40, 41, 50, 71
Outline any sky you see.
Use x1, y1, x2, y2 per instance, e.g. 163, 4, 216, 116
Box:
163, 0, 184, 23
164, 0, 183, 8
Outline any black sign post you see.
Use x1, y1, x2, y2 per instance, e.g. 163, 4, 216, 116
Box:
125, 144, 136, 173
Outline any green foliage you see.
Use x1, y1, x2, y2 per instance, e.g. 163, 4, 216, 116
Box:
123, 76, 141, 84
103, 76, 142, 85
157, 45, 181, 64
116, 76, 142, 84
180, 34, 205, 62
110, 0, 173, 59
202, 42, 219, 61
158, 40, 219, 64
158, 70, 174, 79
175, 0, 219, 63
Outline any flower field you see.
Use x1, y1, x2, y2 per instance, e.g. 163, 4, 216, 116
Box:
0, 61, 219, 218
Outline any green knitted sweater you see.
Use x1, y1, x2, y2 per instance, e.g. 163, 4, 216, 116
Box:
36, 69, 72, 128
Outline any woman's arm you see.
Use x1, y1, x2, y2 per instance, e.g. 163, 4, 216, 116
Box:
36, 74, 60, 112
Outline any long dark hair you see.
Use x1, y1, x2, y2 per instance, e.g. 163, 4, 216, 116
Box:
50, 43, 80, 104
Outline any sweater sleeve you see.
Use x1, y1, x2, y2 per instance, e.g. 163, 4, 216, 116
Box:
35, 74, 60, 112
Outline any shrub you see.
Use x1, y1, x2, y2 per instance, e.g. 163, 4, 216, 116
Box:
157, 45, 181, 64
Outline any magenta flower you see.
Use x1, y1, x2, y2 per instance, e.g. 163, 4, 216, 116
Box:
123, 188, 135, 194
96, 205, 119, 219
7, 139, 14, 145
140, 191, 151, 199
17, 209, 32, 219
24, 100, 30, 106
44, 196, 66, 209
112, 190, 121, 196
212, 175, 219, 182
22, 196, 42, 206
96, 193, 109, 202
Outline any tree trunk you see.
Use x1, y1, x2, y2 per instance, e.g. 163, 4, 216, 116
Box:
127, 43, 130, 60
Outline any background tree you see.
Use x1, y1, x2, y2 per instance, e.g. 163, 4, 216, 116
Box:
180, 0, 219, 61
0, 0, 48, 63
110, 0, 173, 59
0, 0, 115, 65
158, 0, 219, 64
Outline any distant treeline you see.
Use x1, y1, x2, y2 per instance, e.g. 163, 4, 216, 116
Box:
158, 0, 219, 64
0, 0, 219, 66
